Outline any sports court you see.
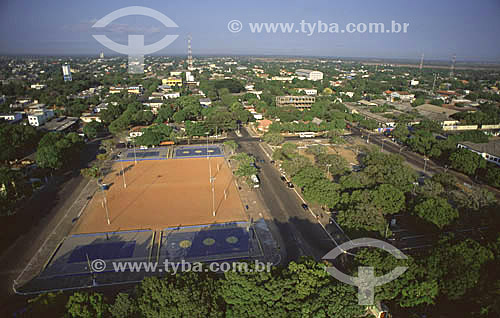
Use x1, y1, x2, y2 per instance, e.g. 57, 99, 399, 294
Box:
175, 145, 223, 158
161, 222, 256, 263
40, 230, 153, 278
73, 153, 246, 234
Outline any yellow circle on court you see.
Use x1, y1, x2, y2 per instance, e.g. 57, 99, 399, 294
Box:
179, 240, 192, 248
208, 150, 215, 153
182, 151, 190, 154
195, 150, 202, 153
203, 238, 216, 246
226, 236, 239, 244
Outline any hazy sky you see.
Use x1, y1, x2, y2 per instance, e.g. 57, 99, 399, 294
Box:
1, 0, 499, 61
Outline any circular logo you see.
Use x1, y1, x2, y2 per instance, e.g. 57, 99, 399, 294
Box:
91, 259, 106, 272
203, 238, 216, 246
227, 20, 243, 33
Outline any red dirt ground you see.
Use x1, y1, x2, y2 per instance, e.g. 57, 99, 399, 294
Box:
73, 157, 247, 234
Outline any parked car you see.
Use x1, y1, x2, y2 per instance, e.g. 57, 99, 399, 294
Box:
280, 175, 287, 182
287, 182, 294, 188
301, 203, 309, 210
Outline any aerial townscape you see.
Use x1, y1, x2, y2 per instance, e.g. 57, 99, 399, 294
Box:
1, 1, 500, 318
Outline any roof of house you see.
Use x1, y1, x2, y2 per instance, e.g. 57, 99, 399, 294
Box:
460, 140, 500, 158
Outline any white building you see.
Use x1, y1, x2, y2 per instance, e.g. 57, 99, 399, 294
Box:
27, 109, 54, 127
297, 88, 318, 96
295, 69, 323, 81
457, 141, 500, 166
185, 71, 195, 82
0, 113, 22, 123
30, 84, 46, 90
164, 92, 180, 99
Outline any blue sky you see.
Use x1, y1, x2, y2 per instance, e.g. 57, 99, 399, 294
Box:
1, 0, 499, 61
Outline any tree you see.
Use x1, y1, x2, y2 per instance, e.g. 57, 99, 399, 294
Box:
223, 140, 238, 155
413, 197, 458, 229
108, 293, 136, 318
66, 292, 107, 318
450, 148, 486, 176
359, 119, 378, 130
355, 249, 438, 308
0, 166, 32, 215
83, 121, 105, 139
427, 237, 494, 300
337, 184, 405, 234
35, 132, 83, 170
263, 132, 284, 146
137, 274, 222, 318
80, 165, 99, 178
315, 153, 349, 176
362, 151, 417, 192
485, 165, 500, 188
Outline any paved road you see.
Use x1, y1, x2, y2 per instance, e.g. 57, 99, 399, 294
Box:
234, 129, 336, 262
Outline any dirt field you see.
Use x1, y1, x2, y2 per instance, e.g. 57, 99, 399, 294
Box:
73, 157, 246, 234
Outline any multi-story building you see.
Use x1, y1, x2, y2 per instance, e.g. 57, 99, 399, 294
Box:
276, 96, 316, 109
295, 69, 323, 81
62, 64, 72, 82
162, 77, 183, 87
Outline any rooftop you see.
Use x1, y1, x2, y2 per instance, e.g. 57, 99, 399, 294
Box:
460, 139, 500, 157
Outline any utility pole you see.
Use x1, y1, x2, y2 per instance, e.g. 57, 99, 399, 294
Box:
423, 156, 429, 174
381, 139, 385, 152
120, 160, 127, 188
399, 146, 406, 155
133, 139, 137, 165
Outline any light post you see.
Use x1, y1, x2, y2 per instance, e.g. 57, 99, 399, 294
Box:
423, 156, 429, 174
381, 139, 385, 152
399, 146, 406, 155
133, 139, 137, 165
97, 178, 110, 225
119, 159, 127, 188
326, 164, 332, 178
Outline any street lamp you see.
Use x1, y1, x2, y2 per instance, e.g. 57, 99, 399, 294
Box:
119, 160, 127, 189
326, 164, 332, 177
97, 178, 110, 225
423, 156, 429, 174
381, 139, 385, 152
132, 139, 137, 165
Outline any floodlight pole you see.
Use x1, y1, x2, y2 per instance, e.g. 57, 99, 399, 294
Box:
212, 183, 216, 217
423, 156, 429, 174
120, 159, 127, 188
133, 139, 137, 165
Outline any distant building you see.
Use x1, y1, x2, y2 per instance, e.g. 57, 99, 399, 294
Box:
30, 84, 46, 90
127, 86, 143, 94
164, 92, 180, 99
185, 71, 195, 82
62, 64, 72, 82
199, 98, 212, 107
276, 96, 315, 109
99, 51, 104, 59
296, 88, 317, 96
295, 69, 323, 81
162, 77, 182, 87
0, 113, 22, 123
257, 119, 273, 132
80, 115, 102, 123
387, 91, 415, 103
457, 140, 500, 166
109, 86, 125, 94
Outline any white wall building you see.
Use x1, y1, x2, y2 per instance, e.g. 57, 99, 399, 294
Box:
295, 69, 323, 81
0, 113, 22, 122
